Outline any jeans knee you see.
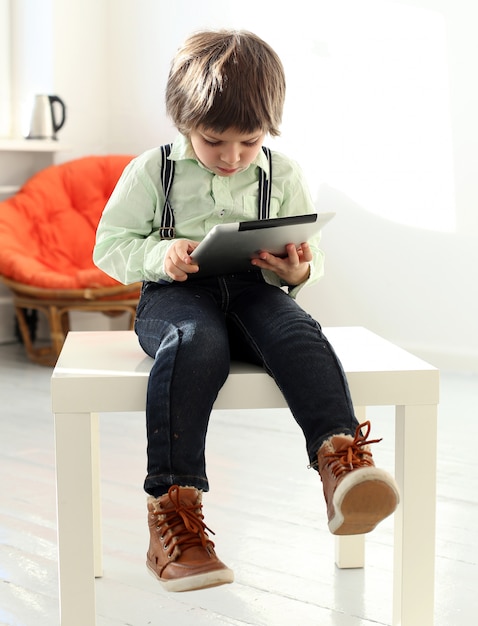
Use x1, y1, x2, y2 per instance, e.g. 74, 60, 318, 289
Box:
137, 316, 229, 368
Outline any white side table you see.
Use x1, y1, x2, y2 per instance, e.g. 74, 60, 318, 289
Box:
52, 326, 439, 626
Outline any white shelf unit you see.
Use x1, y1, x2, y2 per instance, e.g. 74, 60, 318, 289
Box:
0, 138, 69, 197
0, 139, 70, 343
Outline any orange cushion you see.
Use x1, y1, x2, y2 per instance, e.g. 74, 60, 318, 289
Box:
0, 155, 134, 289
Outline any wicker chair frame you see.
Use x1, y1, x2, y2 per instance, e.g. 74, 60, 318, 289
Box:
2, 277, 140, 366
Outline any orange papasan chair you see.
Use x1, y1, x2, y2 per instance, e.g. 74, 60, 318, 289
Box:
0, 155, 141, 365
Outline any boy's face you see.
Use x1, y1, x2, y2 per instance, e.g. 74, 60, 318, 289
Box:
190, 127, 266, 177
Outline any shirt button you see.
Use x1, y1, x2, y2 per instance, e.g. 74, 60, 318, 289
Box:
219, 209, 225, 217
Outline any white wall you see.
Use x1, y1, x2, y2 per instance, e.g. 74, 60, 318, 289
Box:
19, 0, 477, 371
51, 0, 110, 154
0, 0, 11, 137
299, 0, 478, 371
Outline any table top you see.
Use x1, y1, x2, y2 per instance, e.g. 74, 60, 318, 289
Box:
51, 327, 439, 412
53, 326, 437, 378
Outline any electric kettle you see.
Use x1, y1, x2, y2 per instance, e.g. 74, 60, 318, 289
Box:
26, 94, 67, 140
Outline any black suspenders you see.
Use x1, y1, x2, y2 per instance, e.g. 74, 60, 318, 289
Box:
258, 146, 272, 220
158, 144, 176, 240
158, 144, 272, 240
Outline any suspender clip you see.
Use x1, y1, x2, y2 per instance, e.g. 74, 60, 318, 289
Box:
158, 227, 176, 239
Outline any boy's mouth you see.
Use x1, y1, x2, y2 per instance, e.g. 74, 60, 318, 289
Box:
217, 166, 239, 175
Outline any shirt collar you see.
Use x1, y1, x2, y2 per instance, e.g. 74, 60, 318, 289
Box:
169, 133, 270, 178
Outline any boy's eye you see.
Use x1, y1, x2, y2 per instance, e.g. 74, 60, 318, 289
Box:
203, 138, 259, 147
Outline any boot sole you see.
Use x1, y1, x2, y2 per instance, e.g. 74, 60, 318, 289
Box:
146, 559, 234, 592
329, 468, 400, 535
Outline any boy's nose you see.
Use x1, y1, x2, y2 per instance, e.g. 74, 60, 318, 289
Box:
221, 146, 240, 165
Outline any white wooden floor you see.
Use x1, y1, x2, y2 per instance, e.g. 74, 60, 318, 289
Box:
0, 339, 477, 626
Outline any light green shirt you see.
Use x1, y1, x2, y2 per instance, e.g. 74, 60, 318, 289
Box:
94, 134, 324, 297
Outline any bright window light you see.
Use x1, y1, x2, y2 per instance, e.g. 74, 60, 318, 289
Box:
271, 0, 456, 232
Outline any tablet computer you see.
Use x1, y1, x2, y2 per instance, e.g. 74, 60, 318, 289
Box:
189, 211, 335, 277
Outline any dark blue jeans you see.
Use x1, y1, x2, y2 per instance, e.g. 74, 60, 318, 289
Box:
134, 271, 359, 497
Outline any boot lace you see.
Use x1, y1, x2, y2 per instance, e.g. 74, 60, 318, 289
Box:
154, 486, 215, 559
324, 421, 382, 478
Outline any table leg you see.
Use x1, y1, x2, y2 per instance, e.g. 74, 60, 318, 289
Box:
335, 405, 367, 569
393, 404, 437, 626
335, 534, 365, 568
55, 412, 97, 626
91, 412, 103, 577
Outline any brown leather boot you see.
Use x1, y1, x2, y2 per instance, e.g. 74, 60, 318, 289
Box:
146, 485, 234, 592
317, 421, 400, 535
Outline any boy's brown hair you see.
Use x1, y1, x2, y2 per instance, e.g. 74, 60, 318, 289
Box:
166, 30, 286, 137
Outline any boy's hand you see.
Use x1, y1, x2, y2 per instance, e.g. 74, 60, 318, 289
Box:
251, 242, 312, 286
164, 239, 200, 281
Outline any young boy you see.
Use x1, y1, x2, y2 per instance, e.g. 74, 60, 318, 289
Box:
94, 29, 399, 593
